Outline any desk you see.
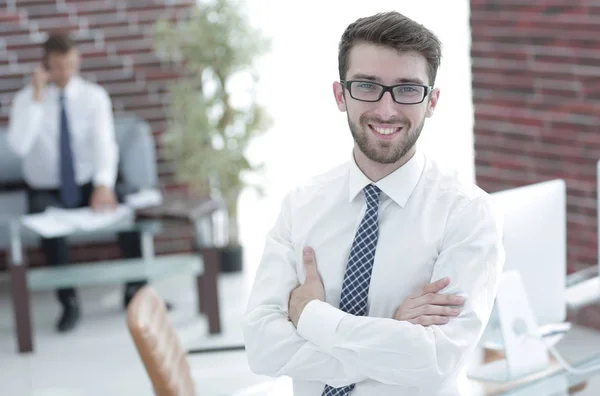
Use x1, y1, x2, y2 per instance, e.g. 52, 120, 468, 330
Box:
6, 195, 225, 354
466, 324, 600, 395
460, 270, 600, 395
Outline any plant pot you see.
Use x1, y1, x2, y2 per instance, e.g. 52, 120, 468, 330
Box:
219, 244, 243, 273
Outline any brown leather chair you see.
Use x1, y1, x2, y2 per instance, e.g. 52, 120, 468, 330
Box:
127, 286, 196, 396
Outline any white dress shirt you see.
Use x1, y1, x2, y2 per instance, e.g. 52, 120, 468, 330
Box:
7, 76, 118, 189
243, 151, 505, 396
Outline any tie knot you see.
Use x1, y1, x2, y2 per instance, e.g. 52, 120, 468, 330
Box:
363, 184, 380, 207
59, 92, 65, 103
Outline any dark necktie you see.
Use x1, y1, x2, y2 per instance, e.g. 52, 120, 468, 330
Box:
321, 184, 382, 396
59, 92, 80, 207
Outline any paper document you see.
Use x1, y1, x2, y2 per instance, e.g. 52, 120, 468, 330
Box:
22, 205, 134, 238
124, 188, 163, 209
21, 213, 75, 238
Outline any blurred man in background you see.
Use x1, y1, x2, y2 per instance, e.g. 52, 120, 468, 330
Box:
7, 32, 149, 333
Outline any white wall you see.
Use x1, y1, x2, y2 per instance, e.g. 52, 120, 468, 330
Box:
238, 0, 473, 278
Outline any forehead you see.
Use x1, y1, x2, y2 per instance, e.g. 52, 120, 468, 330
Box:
48, 49, 77, 60
347, 43, 429, 84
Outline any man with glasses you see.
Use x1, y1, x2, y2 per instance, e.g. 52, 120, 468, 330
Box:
244, 11, 505, 396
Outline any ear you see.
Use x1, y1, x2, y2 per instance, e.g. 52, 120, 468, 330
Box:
73, 49, 81, 67
333, 81, 347, 112
425, 87, 440, 118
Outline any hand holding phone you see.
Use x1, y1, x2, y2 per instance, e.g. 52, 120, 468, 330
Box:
32, 63, 50, 102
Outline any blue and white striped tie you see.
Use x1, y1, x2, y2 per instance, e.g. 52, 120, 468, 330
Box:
322, 184, 381, 396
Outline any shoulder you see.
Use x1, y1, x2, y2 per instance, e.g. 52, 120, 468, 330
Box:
422, 156, 490, 209
419, 156, 502, 229
286, 162, 349, 205
77, 78, 111, 103
12, 84, 34, 103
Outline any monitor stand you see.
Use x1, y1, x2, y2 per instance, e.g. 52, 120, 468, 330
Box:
468, 270, 561, 387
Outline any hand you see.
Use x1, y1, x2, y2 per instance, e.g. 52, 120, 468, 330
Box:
90, 185, 117, 212
288, 247, 325, 327
32, 64, 50, 102
393, 277, 466, 326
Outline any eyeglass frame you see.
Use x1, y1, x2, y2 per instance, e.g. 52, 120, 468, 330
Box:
340, 80, 434, 105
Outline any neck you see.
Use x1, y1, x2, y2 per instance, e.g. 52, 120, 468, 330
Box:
57, 76, 75, 89
353, 146, 416, 182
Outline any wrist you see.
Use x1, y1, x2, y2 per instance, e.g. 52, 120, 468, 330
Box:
94, 184, 111, 191
33, 89, 43, 102
297, 301, 348, 355
298, 298, 313, 316
292, 298, 314, 326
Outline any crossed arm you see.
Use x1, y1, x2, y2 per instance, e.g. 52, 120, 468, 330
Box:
243, 194, 505, 391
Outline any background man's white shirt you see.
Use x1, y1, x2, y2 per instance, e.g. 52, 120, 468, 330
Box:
7, 76, 118, 189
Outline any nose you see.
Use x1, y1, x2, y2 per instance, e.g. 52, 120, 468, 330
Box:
374, 91, 399, 120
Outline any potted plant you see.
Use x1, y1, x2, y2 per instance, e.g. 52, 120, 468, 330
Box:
152, 0, 271, 272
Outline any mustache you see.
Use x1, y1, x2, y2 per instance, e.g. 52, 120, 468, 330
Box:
360, 115, 410, 126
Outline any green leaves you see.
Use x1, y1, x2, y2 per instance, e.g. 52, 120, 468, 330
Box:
152, 0, 272, 244
153, 0, 269, 76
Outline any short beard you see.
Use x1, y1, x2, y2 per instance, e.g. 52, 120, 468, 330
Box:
349, 113, 425, 164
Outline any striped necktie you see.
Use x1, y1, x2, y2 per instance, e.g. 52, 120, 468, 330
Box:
321, 184, 381, 396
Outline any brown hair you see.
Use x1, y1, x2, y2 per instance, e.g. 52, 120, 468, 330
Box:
338, 11, 442, 85
42, 31, 75, 56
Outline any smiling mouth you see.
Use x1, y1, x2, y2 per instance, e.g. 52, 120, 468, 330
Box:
368, 124, 403, 137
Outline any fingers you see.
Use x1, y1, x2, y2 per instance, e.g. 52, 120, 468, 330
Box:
412, 304, 461, 318
302, 247, 320, 282
413, 292, 466, 308
105, 194, 118, 209
90, 199, 102, 212
33, 65, 49, 83
416, 277, 450, 297
409, 315, 450, 326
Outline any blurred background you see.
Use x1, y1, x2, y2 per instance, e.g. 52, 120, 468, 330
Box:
1, 0, 600, 395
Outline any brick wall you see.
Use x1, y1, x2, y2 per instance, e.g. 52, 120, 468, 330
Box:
470, 0, 600, 274
0, 0, 195, 270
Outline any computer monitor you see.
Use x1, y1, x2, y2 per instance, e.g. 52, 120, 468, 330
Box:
469, 179, 567, 382
490, 178, 567, 327
563, 163, 600, 308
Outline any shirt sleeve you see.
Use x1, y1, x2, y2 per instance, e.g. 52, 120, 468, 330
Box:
296, 195, 505, 392
92, 88, 118, 188
243, 192, 369, 388
7, 87, 45, 158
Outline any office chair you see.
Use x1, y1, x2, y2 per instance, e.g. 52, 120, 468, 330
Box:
127, 286, 197, 396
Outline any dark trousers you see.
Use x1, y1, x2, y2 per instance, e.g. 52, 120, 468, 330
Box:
27, 182, 146, 307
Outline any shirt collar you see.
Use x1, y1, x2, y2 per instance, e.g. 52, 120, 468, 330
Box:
57, 75, 82, 99
348, 150, 425, 207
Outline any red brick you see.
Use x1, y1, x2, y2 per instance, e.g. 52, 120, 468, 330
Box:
0, 0, 198, 272
471, 0, 600, 277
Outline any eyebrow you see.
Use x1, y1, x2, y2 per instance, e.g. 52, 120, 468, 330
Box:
349, 73, 426, 85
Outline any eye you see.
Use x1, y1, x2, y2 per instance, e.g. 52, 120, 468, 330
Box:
399, 86, 418, 93
356, 82, 377, 90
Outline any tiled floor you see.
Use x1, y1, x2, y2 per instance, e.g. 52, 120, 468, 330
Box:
4, 250, 600, 395
0, 270, 271, 396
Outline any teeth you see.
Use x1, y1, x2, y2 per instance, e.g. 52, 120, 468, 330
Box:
372, 126, 399, 135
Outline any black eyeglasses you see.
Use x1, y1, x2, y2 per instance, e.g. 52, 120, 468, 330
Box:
341, 80, 433, 105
